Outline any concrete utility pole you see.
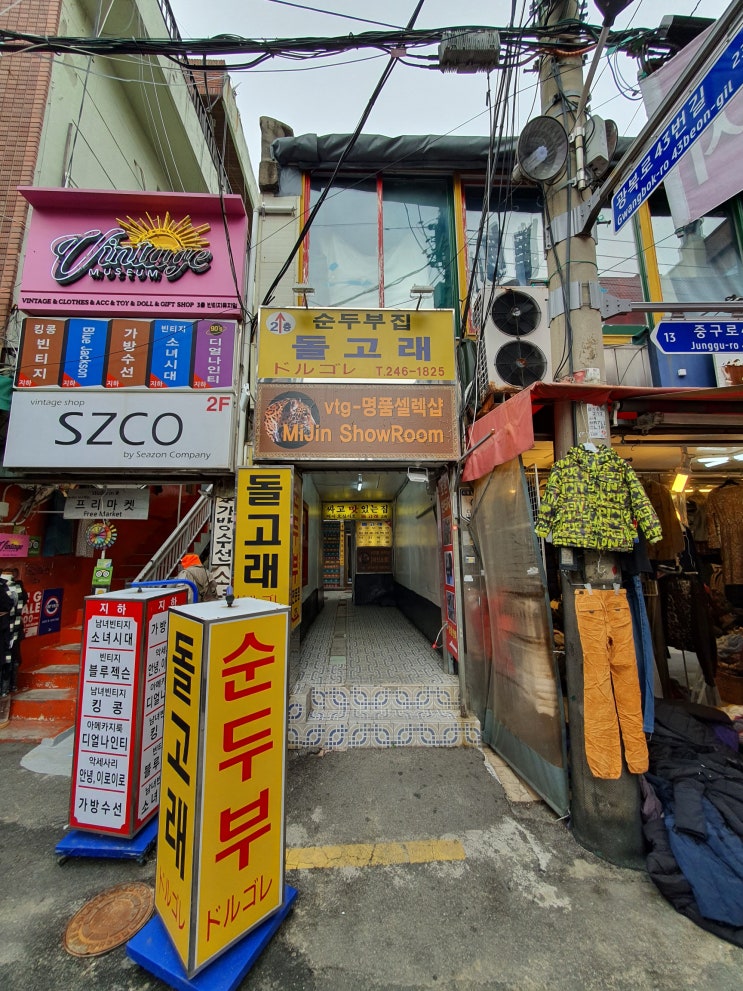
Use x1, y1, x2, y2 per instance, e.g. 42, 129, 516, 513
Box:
538, 0, 644, 866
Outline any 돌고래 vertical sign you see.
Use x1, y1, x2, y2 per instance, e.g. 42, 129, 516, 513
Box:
155, 598, 289, 977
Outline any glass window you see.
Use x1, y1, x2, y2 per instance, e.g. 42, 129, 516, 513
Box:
306, 176, 456, 312
307, 177, 379, 308
464, 188, 547, 289
382, 178, 453, 310
649, 197, 743, 304
595, 213, 642, 323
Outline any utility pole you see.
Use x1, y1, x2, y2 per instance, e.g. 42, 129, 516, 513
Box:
538, 0, 644, 866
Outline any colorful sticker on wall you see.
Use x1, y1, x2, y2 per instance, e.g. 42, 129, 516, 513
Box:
92, 558, 114, 589
0, 534, 29, 557
85, 521, 118, 549
38, 587, 64, 636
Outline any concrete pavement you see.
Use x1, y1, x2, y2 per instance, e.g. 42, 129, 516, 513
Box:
1, 735, 742, 990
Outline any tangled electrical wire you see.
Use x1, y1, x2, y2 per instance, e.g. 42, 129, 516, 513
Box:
0, 22, 685, 74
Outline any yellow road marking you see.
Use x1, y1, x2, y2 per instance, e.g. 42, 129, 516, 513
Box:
285, 838, 466, 871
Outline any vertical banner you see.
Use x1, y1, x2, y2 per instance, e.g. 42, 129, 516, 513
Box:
233, 467, 293, 608
38, 587, 64, 637
106, 319, 152, 388
62, 318, 108, 387
155, 600, 289, 977
135, 593, 176, 830
209, 496, 235, 597
149, 320, 194, 388
437, 475, 459, 662
192, 319, 236, 389
291, 474, 302, 630
70, 596, 142, 835
156, 612, 203, 966
15, 317, 66, 387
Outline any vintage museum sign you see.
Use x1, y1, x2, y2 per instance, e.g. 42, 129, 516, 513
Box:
18, 187, 248, 317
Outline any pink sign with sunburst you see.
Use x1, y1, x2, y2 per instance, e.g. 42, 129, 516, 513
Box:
17, 187, 248, 318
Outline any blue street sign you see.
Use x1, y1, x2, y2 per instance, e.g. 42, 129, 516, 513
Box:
651, 320, 743, 354
612, 23, 743, 232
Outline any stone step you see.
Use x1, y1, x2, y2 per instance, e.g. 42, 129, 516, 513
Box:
37, 639, 82, 669
17, 663, 79, 692
287, 682, 480, 751
0, 715, 75, 743
9, 687, 77, 723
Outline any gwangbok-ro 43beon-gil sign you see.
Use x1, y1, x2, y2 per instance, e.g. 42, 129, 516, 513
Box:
17, 187, 248, 317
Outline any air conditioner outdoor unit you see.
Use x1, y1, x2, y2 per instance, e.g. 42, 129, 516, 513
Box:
475, 285, 552, 390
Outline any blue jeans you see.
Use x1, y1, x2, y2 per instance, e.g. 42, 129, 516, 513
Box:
623, 575, 655, 733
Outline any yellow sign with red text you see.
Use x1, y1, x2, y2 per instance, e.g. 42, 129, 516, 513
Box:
154, 601, 289, 977
155, 613, 203, 968
196, 609, 288, 968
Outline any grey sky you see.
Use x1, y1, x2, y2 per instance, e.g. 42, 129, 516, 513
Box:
168, 0, 733, 174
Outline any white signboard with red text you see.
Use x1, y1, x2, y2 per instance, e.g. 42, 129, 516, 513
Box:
69, 586, 189, 837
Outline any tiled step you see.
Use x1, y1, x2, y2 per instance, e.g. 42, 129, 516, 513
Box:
288, 682, 480, 751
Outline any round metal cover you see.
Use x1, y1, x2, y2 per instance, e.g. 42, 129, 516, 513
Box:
63, 882, 154, 957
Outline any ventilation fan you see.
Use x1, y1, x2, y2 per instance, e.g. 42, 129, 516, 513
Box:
494, 339, 547, 387
490, 289, 542, 337
481, 285, 552, 389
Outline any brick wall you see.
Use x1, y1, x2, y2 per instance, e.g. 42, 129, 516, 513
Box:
0, 1, 63, 332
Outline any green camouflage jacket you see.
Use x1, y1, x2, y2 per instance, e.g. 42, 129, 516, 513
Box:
534, 445, 662, 551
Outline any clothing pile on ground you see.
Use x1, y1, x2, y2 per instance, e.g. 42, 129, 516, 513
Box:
642, 699, 743, 948
717, 631, 743, 701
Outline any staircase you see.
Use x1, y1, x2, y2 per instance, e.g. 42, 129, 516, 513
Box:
0, 621, 81, 743
288, 683, 480, 752
287, 595, 480, 752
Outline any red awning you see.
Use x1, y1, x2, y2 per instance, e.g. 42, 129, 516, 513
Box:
461, 381, 743, 482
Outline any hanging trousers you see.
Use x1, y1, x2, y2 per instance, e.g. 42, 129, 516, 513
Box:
574, 588, 649, 780
623, 575, 656, 734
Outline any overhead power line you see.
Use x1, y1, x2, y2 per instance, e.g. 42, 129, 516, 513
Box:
0, 22, 673, 65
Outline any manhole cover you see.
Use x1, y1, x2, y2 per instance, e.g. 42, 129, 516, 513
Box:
63, 881, 154, 957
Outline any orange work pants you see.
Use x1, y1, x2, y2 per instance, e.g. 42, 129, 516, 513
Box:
574, 588, 648, 780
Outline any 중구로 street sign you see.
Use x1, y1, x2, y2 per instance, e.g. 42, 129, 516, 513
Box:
650, 320, 743, 354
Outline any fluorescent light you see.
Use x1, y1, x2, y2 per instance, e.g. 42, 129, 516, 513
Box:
699, 456, 731, 467
671, 470, 690, 493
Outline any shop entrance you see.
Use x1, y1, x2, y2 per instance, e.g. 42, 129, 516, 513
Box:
288, 467, 478, 751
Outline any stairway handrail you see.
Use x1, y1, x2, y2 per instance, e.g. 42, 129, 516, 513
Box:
133, 492, 212, 583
